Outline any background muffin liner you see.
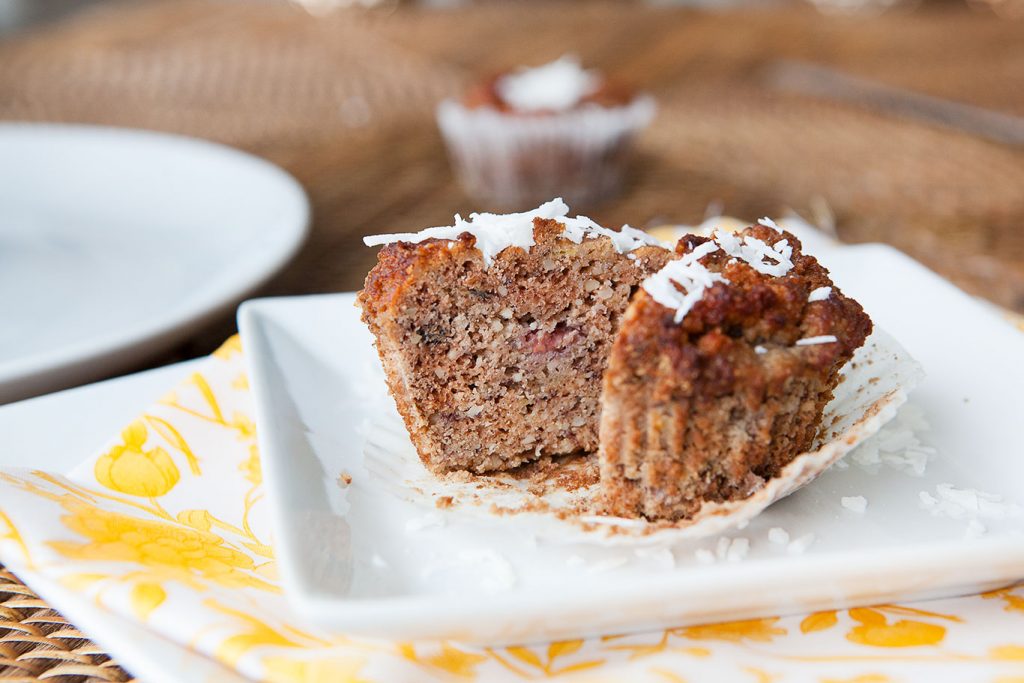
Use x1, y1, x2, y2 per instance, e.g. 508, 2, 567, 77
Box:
364, 328, 923, 547
436, 96, 656, 209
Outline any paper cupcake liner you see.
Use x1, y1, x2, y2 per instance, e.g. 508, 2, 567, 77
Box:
363, 328, 923, 547
436, 96, 656, 209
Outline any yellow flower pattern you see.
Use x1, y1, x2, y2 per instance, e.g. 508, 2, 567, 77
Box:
845, 608, 947, 648
261, 655, 369, 683
240, 444, 263, 486
0, 334, 1021, 683
49, 498, 277, 593
95, 420, 180, 497
679, 618, 787, 643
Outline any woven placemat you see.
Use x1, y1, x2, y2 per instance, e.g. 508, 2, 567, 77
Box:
0, 0, 461, 147
0, 569, 132, 682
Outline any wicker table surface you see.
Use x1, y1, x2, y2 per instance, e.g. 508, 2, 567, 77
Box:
2, 1, 1024, 680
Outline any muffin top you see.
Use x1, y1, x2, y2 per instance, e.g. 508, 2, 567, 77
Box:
462, 55, 635, 114
359, 201, 671, 319
361, 198, 667, 268
620, 222, 873, 395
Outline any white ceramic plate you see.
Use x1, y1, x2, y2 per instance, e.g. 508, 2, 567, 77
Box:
239, 224, 1024, 644
0, 123, 308, 403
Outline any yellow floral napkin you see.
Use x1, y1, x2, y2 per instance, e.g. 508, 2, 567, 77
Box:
1, 337, 1022, 683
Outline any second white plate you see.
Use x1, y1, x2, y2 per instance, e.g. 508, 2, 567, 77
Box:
239, 223, 1024, 644
0, 124, 309, 403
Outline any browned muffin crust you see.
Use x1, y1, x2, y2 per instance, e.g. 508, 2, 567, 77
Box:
462, 73, 636, 113
358, 218, 671, 474
599, 225, 872, 520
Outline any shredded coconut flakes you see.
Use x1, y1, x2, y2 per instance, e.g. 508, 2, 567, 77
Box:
726, 537, 750, 562
635, 547, 676, 569
363, 198, 665, 267
560, 215, 668, 253
920, 483, 1021, 521
808, 286, 832, 302
641, 242, 728, 323
587, 556, 630, 574
714, 228, 794, 277
787, 533, 816, 555
965, 519, 987, 538
404, 512, 446, 533
796, 335, 838, 346
694, 548, 716, 565
841, 495, 868, 513
455, 550, 517, 591
851, 403, 934, 476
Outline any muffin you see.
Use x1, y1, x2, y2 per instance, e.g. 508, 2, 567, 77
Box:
358, 199, 671, 474
599, 223, 873, 520
436, 55, 655, 210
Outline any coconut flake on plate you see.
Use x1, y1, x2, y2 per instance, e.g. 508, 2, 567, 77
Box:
919, 483, 1022, 520
726, 537, 750, 562
405, 512, 446, 533
841, 495, 868, 513
849, 403, 934, 476
634, 547, 675, 569
587, 556, 630, 574
787, 533, 816, 555
565, 555, 586, 568
421, 549, 517, 593
460, 550, 518, 591
694, 548, 716, 565
965, 519, 987, 539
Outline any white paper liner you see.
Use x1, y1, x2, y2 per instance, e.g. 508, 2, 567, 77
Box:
363, 328, 922, 547
436, 96, 656, 209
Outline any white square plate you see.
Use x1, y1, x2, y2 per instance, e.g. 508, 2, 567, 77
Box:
239, 226, 1024, 644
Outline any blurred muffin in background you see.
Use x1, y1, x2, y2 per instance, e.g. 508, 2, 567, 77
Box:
437, 55, 655, 210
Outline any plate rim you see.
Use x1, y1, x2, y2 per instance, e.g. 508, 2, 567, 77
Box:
0, 122, 310, 401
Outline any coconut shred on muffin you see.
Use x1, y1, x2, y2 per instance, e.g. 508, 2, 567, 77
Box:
436, 56, 655, 210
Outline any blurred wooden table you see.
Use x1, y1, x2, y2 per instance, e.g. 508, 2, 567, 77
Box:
2, 0, 1024, 361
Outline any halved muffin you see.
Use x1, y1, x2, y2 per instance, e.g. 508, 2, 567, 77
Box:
358, 200, 671, 474
437, 55, 655, 209
599, 224, 872, 520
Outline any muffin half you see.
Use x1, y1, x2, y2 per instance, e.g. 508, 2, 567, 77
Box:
599, 223, 872, 520
358, 200, 671, 474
